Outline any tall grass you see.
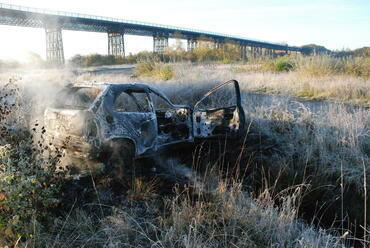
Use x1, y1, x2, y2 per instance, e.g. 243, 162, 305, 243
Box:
258, 55, 370, 78
294, 55, 370, 78
39, 181, 344, 248
226, 64, 369, 106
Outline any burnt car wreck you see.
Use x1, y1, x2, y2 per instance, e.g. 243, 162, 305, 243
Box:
44, 80, 245, 174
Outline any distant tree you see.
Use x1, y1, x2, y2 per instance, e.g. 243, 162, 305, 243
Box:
70, 54, 83, 66
354, 47, 370, 57
26, 52, 46, 67
301, 44, 331, 55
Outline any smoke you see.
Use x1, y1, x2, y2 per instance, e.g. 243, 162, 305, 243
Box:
154, 156, 211, 193
0, 68, 77, 127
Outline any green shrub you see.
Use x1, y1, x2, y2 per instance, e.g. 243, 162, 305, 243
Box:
153, 64, 174, 80
0, 82, 65, 246
135, 61, 174, 80
262, 57, 295, 72
134, 61, 155, 76
274, 58, 295, 71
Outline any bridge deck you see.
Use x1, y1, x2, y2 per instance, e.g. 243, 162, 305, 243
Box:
0, 2, 301, 51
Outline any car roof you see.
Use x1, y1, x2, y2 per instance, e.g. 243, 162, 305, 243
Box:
71, 81, 158, 91
72, 81, 145, 88
70, 81, 177, 106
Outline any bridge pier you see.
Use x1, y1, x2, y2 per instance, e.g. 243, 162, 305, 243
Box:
254, 46, 259, 59
213, 40, 222, 49
270, 49, 274, 58
258, 47, 262, 57
262, 48, 267, 58
271, 49, 276, 58
45, 27, 64, 66
240, 45, 247, 60
250, 46, 256, 59
108, 32, 125, 57
187, 39, 198, 51
153, 34, 168, 53
267, 48, 272, 58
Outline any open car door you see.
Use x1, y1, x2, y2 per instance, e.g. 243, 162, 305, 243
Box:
193, 80, 245, 138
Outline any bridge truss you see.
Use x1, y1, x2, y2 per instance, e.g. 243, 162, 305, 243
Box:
0, 2, 302, 65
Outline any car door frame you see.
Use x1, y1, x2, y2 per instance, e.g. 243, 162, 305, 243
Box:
147, 88, 193, 148
99, 85, 158, 155
193, 79, 245, 139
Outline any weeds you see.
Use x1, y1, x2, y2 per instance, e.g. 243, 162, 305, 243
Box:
0, 81, 65, 246
127, 178, 158, 202
39, 180, 344, 248
135, 61, 174, 80
262, 57, 295, 72
258, 55, 369, 78
294, 55, 369, 78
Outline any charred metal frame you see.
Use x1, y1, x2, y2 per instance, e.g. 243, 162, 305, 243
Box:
45, 27, 64, 66
44, 80, 246, 165
108, 32, 125, 57
193, 80, 245, 138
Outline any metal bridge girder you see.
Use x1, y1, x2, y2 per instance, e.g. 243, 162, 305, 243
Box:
240, 45, 247, 60
0, 3, 303, 54
108, 32, 125, 57
187, 39, 198, 51
153, 34, 168, 53
45, 27, 64, 66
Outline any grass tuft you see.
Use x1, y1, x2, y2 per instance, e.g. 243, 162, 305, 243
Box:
263, 57, 296, 72
135, 61, 174, 80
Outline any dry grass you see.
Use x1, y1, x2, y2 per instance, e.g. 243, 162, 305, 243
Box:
5, 64, 366, 188
183, 64, 369, 106
80, 62, 369, 106
294, 55, 370, 78
0, 63, 368, 247
40, 180, 343, 248
75, 64, 369, 174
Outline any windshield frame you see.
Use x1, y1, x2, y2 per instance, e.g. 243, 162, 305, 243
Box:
53, 86, 106, 111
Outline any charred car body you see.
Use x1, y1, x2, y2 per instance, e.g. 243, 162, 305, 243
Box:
44, 80, 245, 173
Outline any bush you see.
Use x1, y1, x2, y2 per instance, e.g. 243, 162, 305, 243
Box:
263, 57, 295, 72
275, 57, 295, 71
68, 41, 246, 67
0, 82, 65, 246
135, 61, 174, 80
70, 54, 126, 67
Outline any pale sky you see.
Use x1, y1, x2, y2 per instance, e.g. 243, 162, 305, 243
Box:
0, 0, 369, 61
